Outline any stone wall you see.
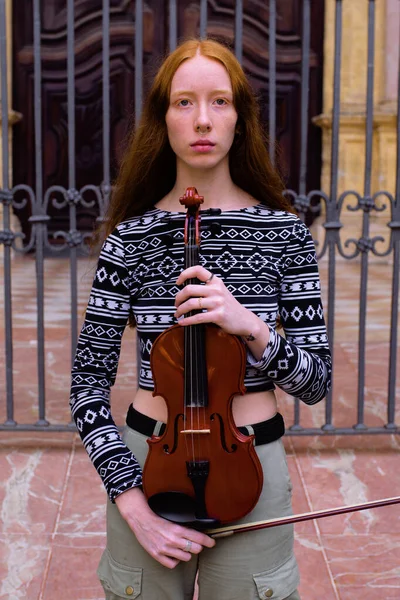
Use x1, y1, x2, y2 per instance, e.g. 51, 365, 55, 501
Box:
314, 0, 399, 257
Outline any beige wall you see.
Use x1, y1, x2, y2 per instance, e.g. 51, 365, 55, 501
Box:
0, 0, 22, 233
313, 0, 399, 255
386, 0, 400, 102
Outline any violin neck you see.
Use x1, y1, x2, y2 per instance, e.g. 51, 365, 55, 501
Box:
183, 229, 208, 409
184, 325, 208, 408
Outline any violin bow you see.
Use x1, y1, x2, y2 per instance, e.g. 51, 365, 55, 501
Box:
206, 495, 400, 538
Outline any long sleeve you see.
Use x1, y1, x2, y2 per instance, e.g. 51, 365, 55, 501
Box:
247, 218, 332, 405
69, 228, 142, 502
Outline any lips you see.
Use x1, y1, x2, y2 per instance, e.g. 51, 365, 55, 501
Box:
190, 140, 215, 147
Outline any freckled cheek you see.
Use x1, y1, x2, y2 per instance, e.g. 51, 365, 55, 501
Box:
166, 119, 188, 153
221, 124, 236, 149
219, 116, 237, 143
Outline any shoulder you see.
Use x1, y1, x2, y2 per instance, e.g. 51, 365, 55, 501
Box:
249, 207, 316, 261
114, 208, 166, 246
107, 208, 166, 264
241, 204, 301, 232
256, 207, 312, 242
116, 207, 163, 236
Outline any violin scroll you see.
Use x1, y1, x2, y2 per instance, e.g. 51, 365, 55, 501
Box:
179, 187, 204, 209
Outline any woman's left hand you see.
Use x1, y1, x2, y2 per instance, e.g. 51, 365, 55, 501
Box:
175, 266, 259, 337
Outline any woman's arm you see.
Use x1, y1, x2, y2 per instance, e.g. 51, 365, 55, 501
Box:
245, 219, 332, 405
69, 228, 142, 502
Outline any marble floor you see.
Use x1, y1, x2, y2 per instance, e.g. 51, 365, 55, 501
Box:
0, 247, 399, 599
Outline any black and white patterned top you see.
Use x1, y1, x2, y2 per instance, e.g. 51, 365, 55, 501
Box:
70, 204, 331, 501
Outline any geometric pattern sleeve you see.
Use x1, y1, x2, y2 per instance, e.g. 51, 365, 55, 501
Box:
247, 219, 332, 405
69, 228, 142, 502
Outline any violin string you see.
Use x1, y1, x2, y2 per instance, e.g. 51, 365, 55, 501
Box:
197, 213, 207, 459
183, 245, 187, 458
200, 217, 209, 461
197, 215, 206, 460
190, 217, 196, 462
184, 243, 192, 462
193, 218, 200, 463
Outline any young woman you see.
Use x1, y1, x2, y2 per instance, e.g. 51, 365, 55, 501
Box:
70, 38, 331, 600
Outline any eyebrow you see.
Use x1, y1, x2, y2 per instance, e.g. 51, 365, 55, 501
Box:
171, 89, 233, 97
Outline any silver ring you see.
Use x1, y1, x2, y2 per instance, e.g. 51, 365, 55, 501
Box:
205, 273, 214, 284
184, 539, 192, 553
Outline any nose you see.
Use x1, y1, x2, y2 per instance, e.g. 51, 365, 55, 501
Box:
194, 103, 212, 134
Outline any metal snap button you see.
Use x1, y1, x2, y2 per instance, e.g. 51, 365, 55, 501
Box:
264, 589, 273, 598
125, 586, 134, 596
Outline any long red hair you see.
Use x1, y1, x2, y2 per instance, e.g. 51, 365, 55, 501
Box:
102, 38, 292, 239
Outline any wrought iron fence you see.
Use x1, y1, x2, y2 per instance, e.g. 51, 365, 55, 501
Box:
0, 0, 399, 434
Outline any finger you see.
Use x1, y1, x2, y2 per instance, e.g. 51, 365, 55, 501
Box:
161, 544, 195, 563
171, 549, 194, 562
175, 284, 211, 307
178, 539, 203, 555
172, 526, 217, 549
158, 554, 181, 569
176, 266, 212, 285
185, 541, 203, 555
194, 534, 216, 549
175, 282, 217, 307
175, 296, 214, 318
176, 310, 219, 327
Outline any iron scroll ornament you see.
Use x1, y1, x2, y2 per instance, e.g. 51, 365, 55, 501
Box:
0, 182, 109, 254
282, 187, 399, 261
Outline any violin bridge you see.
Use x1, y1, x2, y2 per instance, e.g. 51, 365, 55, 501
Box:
180, 429, 211, 434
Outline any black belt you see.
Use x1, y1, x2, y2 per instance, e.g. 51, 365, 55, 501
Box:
126, 405, 285, 446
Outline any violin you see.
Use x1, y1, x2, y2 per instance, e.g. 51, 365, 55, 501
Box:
142, 187, 263, 529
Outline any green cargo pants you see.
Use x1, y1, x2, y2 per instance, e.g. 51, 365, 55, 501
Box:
98, 425, 301, 600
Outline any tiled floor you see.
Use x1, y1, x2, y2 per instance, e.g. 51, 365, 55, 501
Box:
1, 239, 399, 599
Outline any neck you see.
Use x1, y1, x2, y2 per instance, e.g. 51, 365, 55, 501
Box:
165, 160, 241, 211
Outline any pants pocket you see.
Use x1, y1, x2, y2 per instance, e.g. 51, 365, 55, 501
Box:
252, 553, 299, 600
97, 549, 143, 599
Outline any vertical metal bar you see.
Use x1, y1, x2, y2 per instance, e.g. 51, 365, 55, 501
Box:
134, 0, 144, 387
292, 0, 311, 429
354, 0, 375, 430
33, 0, 47, 424
67, 0, 76, 191
293, 1, 312, 426
268, 0, 276, 165
0, 1, 8, 191
102, 0, 110, 193
33, 2, 43, 209
322, 0, 343, 431
200, 0, 207, 39
169, 0, 177, 52
386, 47, 400, 428
135, 0, 143, 124
235, 0, 243, 64
0, 0, 15, 424
67, 0, 78, 366
299, 0, 311, 196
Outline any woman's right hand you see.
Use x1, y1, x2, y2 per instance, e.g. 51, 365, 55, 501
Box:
115, 486, 216, 569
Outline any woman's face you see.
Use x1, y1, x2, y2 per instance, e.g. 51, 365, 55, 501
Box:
165, 54, 238, 173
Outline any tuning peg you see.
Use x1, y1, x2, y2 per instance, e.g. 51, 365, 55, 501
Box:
201, 208, 222, 216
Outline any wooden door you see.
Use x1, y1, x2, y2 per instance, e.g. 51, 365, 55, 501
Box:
12, 0, 324, 238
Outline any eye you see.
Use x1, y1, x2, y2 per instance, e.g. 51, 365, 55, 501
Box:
177, 99, 191, 107
214, 98, 228, 106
